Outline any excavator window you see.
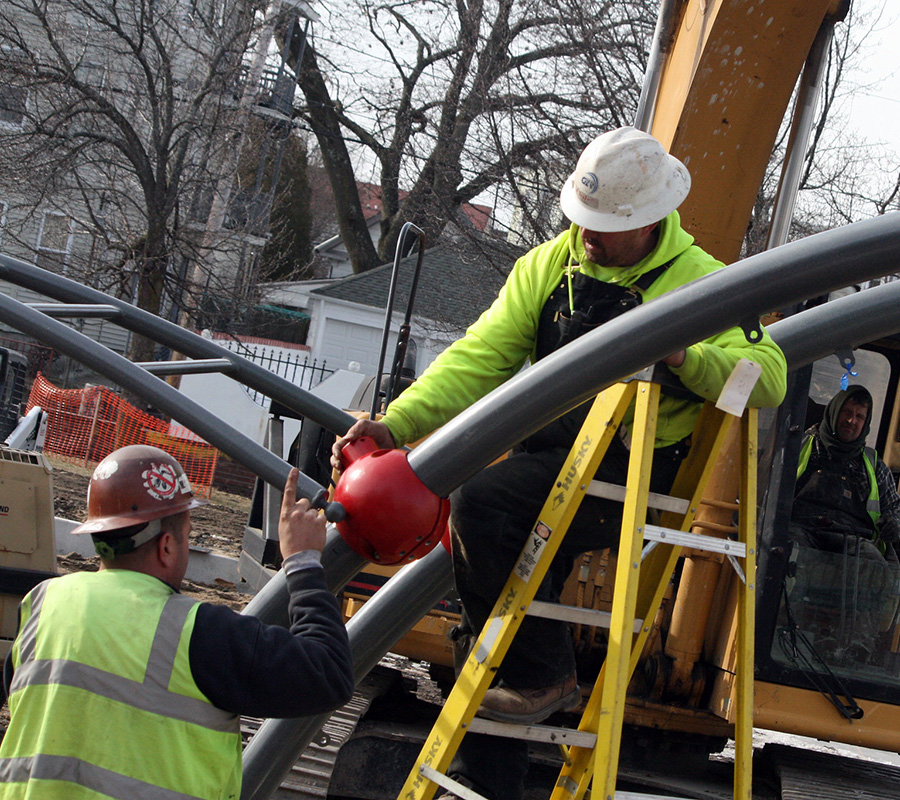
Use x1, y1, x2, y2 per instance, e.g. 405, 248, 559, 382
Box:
767, 349, 900, 692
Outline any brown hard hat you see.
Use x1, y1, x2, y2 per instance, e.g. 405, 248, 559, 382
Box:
71, 444, 207, 536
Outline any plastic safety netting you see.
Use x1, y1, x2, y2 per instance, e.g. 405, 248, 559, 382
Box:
26, 373, 217, 498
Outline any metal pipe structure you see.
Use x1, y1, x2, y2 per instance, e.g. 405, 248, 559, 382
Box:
0, 292, 355, 536
370, 222, 425, 418
769, 279, 900, 371
764, 19, 835, 250
3, 217, 900, 800
0, 254, 358, 437
239, 218, 900, 800
241, 544, 455, 800
634, 0, 684, 132
408, 212, 900, 497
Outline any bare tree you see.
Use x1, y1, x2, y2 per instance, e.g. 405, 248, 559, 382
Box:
0, 0, 272, 360
282, 0, 655, 274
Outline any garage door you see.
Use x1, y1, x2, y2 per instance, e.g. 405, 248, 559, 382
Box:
320, 318, 394, 374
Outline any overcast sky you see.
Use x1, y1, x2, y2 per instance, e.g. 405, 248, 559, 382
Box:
842, 0, 899, 152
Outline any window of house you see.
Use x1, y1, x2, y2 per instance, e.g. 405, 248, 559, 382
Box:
0, 84, 27, 127
75, 61, 107, 90
0, 47, 29, 128
36, 212, 74, 273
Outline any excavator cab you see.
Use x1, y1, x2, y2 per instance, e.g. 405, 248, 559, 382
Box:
757, 344, 900, 721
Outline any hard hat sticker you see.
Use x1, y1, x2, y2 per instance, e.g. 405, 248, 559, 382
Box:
143, 463, 179, 501
93, 460, 119, 481
176, 473, 192, 495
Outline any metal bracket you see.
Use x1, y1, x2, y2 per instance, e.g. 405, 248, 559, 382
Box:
834, 347, 856, 373
740, 318, 764, 344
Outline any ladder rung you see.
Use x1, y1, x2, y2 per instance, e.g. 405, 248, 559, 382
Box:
587, 480, 690, 515
643, 524, 746, 557
467, 717, 597, 748
419, 764, 489, 800
615, 793, 698, 800
528, 600, 643, 633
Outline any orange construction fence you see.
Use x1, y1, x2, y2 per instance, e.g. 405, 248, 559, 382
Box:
26, 373, 218, 498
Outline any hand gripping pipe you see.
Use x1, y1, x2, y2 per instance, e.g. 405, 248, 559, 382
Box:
241, 213, 900, 798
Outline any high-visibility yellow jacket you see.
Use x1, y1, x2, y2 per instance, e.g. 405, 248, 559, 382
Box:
0, 570, 241, 800
382, 212, 787, 448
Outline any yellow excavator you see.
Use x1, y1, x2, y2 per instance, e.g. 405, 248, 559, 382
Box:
326, 1, 900, 797
3, 1, 900, 798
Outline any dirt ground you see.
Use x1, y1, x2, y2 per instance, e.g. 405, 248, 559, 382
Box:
50, 457, 250, 560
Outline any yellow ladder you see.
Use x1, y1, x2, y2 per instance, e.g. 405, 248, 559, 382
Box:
397, 377, 758, 800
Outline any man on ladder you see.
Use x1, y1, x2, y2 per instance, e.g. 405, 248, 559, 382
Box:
333, 127, 787, 800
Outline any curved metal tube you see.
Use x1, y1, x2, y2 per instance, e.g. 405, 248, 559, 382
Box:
769, 280, 900, 371
0, 291, 348, 510
0, 254, 358, 436
241, 544, 455, 800
409, 212, 900, 496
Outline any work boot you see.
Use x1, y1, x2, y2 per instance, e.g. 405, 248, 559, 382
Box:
477, 674, 580, 725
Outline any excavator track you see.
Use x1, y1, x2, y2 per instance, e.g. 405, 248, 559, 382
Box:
241, 669, 395, 799
762, 743, 900, 800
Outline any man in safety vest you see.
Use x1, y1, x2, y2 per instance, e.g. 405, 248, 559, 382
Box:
0, 445, 353, 800
332, 127, 787, 800
788, 384, 900, 665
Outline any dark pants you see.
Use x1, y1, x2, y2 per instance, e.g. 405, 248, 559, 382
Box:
448, 434, 688, 800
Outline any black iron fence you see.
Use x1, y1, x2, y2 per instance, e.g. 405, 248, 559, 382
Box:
219, 340, 332, 406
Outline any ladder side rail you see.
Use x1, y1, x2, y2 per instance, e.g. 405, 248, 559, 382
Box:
551, 402, 737, 800
734, 409, 758, 800
397, 383, 638, 800
590, 383, 661, 799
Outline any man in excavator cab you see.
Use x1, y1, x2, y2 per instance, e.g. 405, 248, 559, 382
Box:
332, 127, 787, 800
786, 384, 900, 667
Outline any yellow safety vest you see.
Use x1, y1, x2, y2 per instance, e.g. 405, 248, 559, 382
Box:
796, 436, 880, 531
0, 570, 241, 799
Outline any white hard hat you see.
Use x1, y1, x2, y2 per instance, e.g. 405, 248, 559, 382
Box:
559, 127, 691, 232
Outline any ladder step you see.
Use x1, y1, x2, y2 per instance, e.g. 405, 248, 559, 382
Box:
419, 764, 489, 800
587, 480, 690, 515
528, 600, 643, 633
467, 717, 597, 748
643, 524, 746, 557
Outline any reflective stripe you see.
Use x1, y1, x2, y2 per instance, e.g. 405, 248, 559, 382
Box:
16, 580, 49, 666
796, 436, 813, 478
145, 594, 194, 688
861, 448, 882, 541
11, 586, 235, 732
0, 754, 205, 800
9, 658, 236, 731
